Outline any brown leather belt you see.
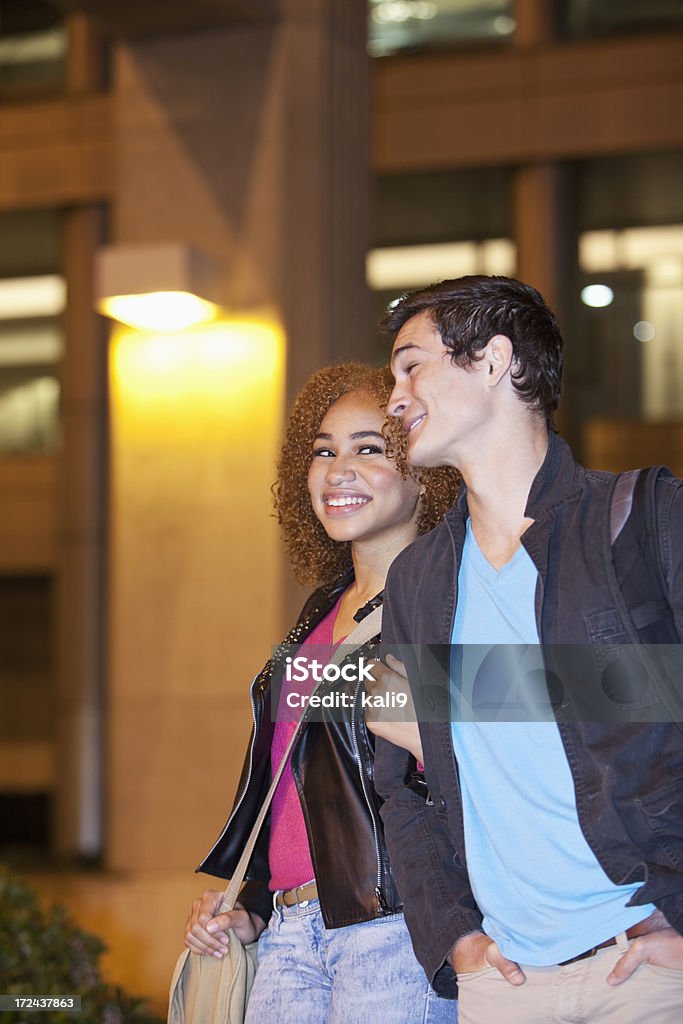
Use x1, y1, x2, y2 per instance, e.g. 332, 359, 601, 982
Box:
275, 881, 318, 908
558, 916, 661, 966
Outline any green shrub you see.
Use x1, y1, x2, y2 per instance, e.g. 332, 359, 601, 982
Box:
0, 868, 164, 1024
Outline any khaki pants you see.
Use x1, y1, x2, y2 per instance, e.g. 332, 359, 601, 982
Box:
457, 934, 683, 1024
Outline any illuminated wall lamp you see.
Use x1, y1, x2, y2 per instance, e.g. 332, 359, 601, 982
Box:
95, 243, 222, 332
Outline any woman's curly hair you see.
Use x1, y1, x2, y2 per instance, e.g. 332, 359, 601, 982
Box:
273, 362, 460, 587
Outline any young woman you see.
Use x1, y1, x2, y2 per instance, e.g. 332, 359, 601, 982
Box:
183, 363, 459, 1023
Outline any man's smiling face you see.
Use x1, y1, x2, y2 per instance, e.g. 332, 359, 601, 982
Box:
389, 310, 492, 469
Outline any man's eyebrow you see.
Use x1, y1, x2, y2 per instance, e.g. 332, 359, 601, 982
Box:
390, 342, 419, 366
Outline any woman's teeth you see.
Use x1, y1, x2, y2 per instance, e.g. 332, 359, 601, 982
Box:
325, 496, 369, 507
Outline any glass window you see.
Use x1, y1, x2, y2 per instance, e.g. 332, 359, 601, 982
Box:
374, 167, 513, 247
564, 0, 683, 39
571, 151, 683, 471
0, 0, 66, 99
0, 575, 54, 862
577, 225, 683, 423
369, 167, 514, 352
0, 210, 63, 455
368, 0, 516, 57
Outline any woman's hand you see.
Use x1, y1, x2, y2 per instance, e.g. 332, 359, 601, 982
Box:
184, 889, 266, 958
364, 654, 423, 764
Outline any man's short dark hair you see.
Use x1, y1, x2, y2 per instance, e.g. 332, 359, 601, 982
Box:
382, 275, 564, 424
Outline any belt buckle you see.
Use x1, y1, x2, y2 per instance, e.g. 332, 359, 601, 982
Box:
559, 944, 598, 967
294, 885, 309, 907
276, 884, 309, 908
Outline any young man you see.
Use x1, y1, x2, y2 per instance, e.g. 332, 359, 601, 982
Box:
372, 276, 683, 1023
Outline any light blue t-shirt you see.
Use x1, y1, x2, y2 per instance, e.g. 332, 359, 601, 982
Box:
450, 519, 654, 966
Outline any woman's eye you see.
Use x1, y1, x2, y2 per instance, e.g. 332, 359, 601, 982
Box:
358, 444, 383, 456
312, 447, 334, 458
405, 363, 418, 376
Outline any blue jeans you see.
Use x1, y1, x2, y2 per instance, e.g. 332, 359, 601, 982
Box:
244, 897, 457, 1024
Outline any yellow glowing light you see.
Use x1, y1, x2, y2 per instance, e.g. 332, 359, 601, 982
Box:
109, 315, 286, 701
98, 291, 219, 332
110, 318, 285, 411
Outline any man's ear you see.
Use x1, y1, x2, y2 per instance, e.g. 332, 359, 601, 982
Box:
483, 334, 514, 387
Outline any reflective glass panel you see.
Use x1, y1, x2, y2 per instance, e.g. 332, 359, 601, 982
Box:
369, 167, 514, 353
0, 575, 54, 862
0, 0, 66, 99
368, 0, 516, 57
565, 0, 683, 38
573, 151, 683, 473
0, 210, 62, 454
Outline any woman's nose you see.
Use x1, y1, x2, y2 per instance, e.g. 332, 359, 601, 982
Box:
326, 457, 356, 484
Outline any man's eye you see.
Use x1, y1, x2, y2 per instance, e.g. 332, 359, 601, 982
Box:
312, 447, 334, 458
406, 363, 418, 375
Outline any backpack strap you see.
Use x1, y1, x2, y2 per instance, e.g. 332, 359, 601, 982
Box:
609, 466, 677, 643
609, 469, 639, 545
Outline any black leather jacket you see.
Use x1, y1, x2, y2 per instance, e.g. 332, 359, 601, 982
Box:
375, 432, 683, 998
197, 573, 404, 928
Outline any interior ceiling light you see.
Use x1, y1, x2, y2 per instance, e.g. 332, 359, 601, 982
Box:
0, 275, 65, 320
96, 242, 221, 333
0, 324, 62, 367
367, 239, 516, 289
581, 284, 614, 308
633, 321, 656, 343
0, 27, 66, 64
493, 15, 516, 34
372, 0, 438, 24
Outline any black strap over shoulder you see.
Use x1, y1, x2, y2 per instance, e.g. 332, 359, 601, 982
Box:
609, 465, 678, 644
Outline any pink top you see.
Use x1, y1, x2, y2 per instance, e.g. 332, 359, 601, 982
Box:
268, 596, 344, 891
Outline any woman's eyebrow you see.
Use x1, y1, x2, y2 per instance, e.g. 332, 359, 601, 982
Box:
313, 430, 384, 442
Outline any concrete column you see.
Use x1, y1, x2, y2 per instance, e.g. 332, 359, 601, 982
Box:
514, 163, 575, 318
514, 0, 562, 47
513, 0, 568, 309
106, 0, 370, 871
53, 207, 107, 858
53, 15, 107, 858
65, 12, 106, 94
513, 0, 576, 442
279, 0, 371, 406
514, 169, 577, 445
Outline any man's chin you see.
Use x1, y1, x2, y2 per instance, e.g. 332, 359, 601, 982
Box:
407, 438, 456, 471
406, 442, 439, 469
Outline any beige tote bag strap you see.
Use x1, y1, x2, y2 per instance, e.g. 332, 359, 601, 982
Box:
220, 603, 382, 913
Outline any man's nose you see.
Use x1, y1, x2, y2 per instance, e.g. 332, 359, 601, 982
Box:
388, 382, 407, 417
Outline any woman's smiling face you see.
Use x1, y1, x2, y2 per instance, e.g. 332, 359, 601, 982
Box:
307, 390, 421, 547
